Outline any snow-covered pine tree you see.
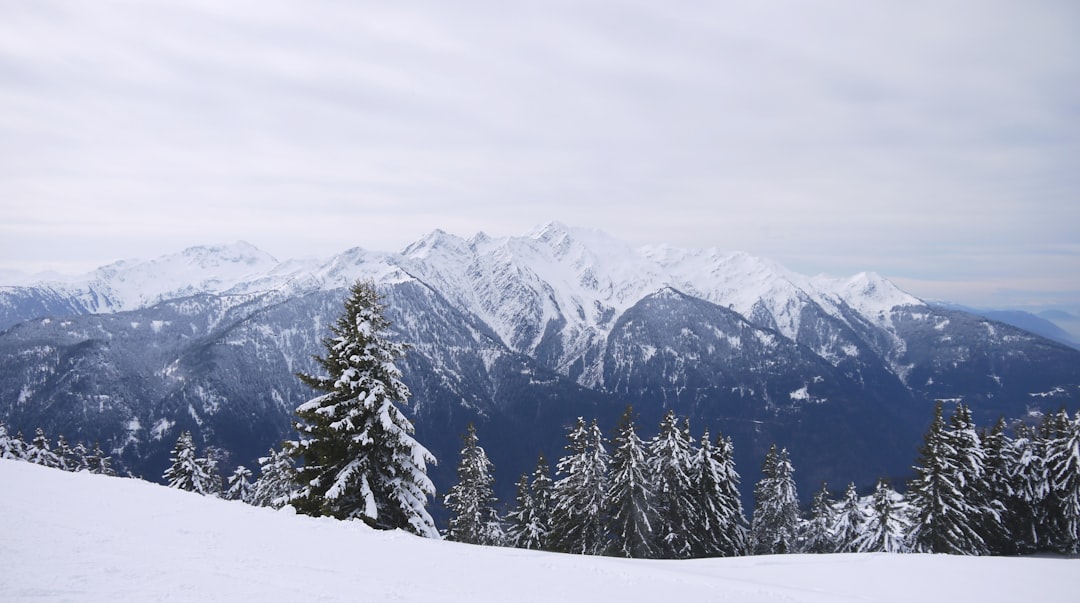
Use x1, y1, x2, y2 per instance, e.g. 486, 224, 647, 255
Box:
979, 417, 1014, 554
25, 427, 61, 468
694, 432, 749, 557
252, 446, 296, 509
551, 418, 610, 555
9, 431, 29, 461
290, 281, 438, 538
751, 445, 800, 555
163, 431, 218, 495
648, 411, 698, 559
907, 402, 988, 555
54, 435, 77, 471
1001, 423, 1045, 554
506, 472, 538, 549
832, 482, 865, 553
800, 483, 836, 554
506, 454, 555, 550
851, 479, 910, 553
444, 424, 502, 546
1045, 410, 1080, 554
225, 465, 255, 503
606, 406, 659, 559
0, 421, 22, 459
70, 441, 90, 472
84, 442, 117, 476
948, 403, 999, 554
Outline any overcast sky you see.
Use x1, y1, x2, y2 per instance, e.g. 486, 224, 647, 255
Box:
1, 0, 1077, 310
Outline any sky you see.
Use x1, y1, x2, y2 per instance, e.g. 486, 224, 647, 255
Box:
1, 0, 1077, 312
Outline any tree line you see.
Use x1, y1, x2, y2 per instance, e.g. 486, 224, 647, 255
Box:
439, 400, 1080, 558
0, 423, 117, 476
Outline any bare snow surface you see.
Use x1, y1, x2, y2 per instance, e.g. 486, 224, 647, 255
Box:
2, 460, 1076, 603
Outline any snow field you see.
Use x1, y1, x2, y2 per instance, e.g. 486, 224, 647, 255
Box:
2, 459, 1076, 602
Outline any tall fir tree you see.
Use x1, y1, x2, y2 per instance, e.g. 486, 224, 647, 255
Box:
606, 406, 659, 558
551, 418, 610, 555
979, 417, 1014, 554
506, 454, 554, 551
851, 479, 910, 553
1045, 410, 1080, 554
907, 402, 988, 554
694, 432, 749, 557
252, 446, 297, 509
290, 281, 438, 538
444, 424, 502, 546
801, 483, 836, 554
832, 482, 866, 553
751, 445, 800, 555
648, 411, 698, 559
948, 403, 999, 554
1001, 423, 1046, 554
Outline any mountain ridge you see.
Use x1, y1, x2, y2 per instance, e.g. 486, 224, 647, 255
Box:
2, 224, 1078, 507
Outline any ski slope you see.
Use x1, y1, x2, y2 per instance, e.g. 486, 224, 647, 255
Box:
1, 460, 1075, 602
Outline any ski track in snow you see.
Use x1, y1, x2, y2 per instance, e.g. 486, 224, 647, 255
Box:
2, 460, 1077, 603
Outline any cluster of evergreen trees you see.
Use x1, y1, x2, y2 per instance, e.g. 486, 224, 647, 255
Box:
444, 408, 749, 559
0, 422, 117, 475
442, 402, 1080, 558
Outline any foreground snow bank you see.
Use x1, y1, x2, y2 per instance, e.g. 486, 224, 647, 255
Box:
1, 460, 1075, 602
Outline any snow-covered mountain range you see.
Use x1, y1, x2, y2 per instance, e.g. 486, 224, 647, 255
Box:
2, 223, 1078, 505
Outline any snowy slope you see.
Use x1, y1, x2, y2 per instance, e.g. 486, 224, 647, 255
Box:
2, 459, 1076, 603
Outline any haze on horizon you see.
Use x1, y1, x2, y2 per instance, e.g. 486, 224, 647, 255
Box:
1, 1, 1077, 314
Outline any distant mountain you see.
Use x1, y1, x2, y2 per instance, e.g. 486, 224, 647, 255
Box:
935, 303, 1080, 350
2, 223, 1078, 509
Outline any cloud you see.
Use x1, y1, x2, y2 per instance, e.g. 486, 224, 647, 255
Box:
0, 0, 1077, 310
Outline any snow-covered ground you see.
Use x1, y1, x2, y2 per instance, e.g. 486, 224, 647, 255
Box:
1, 459, 1075, 602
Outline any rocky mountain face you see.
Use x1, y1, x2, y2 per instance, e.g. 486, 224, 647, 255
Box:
2, 223, 1078, 507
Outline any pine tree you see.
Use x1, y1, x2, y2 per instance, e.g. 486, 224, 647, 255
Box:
1045, 410, 1080, 554
751, 445, 800, 555
852, 479, 910, 553
252, 446, 296, 509
54, 434, 77, 471
606, 406, 659, 558
648, 411, 698, 559
979, 417, 1014, 554
0, 421, 22, 459
506, 472, 539, 549
694, 432, 749, 557
506, 454, 555, 551
907, 402, 988, 554
84, 442, 117, 476
70, 441, 90, 472
801, 483, 836, 554
10, 431, 29, 461
999, 424, 1042, 553
25, 427, 61, 468
225, 465, 255, 503
290, 281, 438, 537
551, 418, 610, 555
163, 431, 218, 495
832, 482, 865, 553
444, 424, 502, 546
